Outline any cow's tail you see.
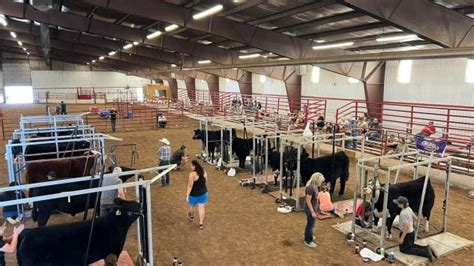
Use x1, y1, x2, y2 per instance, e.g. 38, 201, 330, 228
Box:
423, 178, 436, 219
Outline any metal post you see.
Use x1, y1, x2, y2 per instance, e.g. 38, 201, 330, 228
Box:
393, 148, 407, 184
134, 173, 143, 259
205, 120, 209, 158
296, 145, 301, 211
351, 162, 361, 235
220, 128, 224, 164
145, 183, 154, 266
265, 136, 269, 186
380, 169, 391, 249
415, 152, 434, 240
360, 136, 365, 160
279, 141, 284, 199
443, 159, 451, 232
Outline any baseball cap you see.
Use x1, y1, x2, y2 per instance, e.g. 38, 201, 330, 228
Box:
393, 196, 409, 205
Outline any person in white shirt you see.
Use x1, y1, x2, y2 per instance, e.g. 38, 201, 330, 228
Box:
395, 196, 436, 262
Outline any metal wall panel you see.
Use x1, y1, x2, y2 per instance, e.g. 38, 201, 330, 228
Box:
384, 58, 474, 136
2, 63, 32, 86
31, 71, 149, 88
301, 65, 365, 120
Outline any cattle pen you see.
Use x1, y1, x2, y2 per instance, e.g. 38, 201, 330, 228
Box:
342, 149, 458, 263
0, 164, 175, 266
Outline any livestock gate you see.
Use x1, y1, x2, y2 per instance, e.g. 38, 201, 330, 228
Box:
352, 150, 452, 250
0, 164, 175, 266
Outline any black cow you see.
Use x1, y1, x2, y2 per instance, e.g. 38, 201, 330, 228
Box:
370, 176, 435, 239
17, 198, 141, 266
31, 166, 138, 226
268, 148, 350, 195
192, 128, 235, 161
11, 139, 90, 161
300, 151, 350, 196
231, 137, 254, 168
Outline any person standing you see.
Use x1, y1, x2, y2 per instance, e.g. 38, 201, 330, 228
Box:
100, 167, 125, 216
158, 138, 171, 187
304, 172, 325, 248
395, 196, 436, 262
109, 108, 118, 132
60, 101, 67, 115
186, 160, 208, 230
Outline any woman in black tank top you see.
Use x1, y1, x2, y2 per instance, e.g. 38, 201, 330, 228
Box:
186, 160, 208, 230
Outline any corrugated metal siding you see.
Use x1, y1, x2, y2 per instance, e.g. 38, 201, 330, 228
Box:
384, 58, 474, 136
2, 63, 32, 86
31, 71, 149, 88
302, 66, 365, 120
384, 58, 474, 105
218, 77, 239, 93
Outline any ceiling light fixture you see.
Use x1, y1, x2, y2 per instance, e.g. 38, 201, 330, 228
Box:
17, 41, 23, 46
315, 40, 326, 44
197, 60, 211, 64
108, 51, 117, 56
0, 15, 7, 27
239, 53, 260, 59
86, 62, 90, 65
312, 41, 353, 50
133, 41, 139, 46
376, 34, 418, 42
193, 4, 223, 20
26, 52, 30, 55
165, 24, 179, 32
92, 60, 96, 63
123, 43, 133, 50
99, 56, 105, 60
171, 64, 177, 67
22, 47, 26, 51
146, 30, 162, 40
10, 31, 17, 38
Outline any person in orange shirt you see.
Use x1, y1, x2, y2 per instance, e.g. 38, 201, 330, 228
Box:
317, 183, 343, 218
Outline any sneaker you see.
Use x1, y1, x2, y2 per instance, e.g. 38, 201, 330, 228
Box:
429, 245, 438, 259
304, 241, 317, 248
427, 246, 435, 262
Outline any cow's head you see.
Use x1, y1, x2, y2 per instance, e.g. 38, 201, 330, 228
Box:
113, 198, 142, 219
192, 129, 203, 140
10, 139, 22, 156
363, 178, 384, 217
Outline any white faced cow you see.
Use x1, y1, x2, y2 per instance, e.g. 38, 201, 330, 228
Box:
364, 176, 435, 239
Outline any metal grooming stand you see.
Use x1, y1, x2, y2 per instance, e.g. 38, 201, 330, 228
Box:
278, 133, 364, 211
352, 152, 452, 249
5, 133, 121, 184
0, 165, 175, 266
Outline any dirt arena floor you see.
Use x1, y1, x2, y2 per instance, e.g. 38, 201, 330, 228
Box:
0, 105, 473, 265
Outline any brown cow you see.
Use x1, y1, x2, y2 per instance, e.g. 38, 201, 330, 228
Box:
25, 155, 97, 184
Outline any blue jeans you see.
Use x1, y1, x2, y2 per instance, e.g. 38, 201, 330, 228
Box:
159, 160, 170, 185
304, 206, 315, 243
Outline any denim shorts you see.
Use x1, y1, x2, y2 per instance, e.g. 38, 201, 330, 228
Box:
188, 192, 208, 206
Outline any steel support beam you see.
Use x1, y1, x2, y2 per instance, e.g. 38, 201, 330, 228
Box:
237, 71, 252, 95
81, 0, 371, 79
284, 71, 302, 113
205, 74, 220, 106
362, 62, 385, 120
182, 46, 474, 70
342, 0, 474, 47
184, 77, 196, 103
167, 78, 178, 99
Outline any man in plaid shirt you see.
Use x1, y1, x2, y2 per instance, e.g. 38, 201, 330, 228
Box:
158, 138, 171, 186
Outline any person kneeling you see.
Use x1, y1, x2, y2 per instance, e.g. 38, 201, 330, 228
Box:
317, 184, 343, 218
395, 196, 437, 262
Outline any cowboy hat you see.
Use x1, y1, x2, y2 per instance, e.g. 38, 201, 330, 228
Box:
159, 138, 170, 145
